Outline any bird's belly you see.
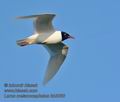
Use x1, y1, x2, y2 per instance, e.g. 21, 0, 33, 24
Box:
44, 37, 61, 44
43, 32, 62, 44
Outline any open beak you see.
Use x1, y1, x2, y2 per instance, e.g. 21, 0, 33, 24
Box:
68, 35, 75, 39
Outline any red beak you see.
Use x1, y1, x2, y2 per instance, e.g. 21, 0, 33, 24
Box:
68, 35, 75, 39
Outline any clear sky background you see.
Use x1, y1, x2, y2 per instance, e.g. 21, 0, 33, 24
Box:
0, 0, 120, 102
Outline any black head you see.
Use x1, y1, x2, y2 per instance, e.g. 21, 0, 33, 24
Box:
61, 31, 74, 41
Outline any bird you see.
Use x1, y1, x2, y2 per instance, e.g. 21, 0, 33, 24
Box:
16, 14, 74, 85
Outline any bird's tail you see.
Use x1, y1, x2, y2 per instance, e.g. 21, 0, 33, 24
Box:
16, 39, 29, 46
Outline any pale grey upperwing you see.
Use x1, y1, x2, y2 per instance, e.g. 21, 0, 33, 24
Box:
43, 43, 69, 85
17, 14, 56, 34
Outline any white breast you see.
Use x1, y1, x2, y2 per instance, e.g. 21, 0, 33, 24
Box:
43, 31, 62, 44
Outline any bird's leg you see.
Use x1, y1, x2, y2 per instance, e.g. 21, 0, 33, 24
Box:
16, 38, 36, 46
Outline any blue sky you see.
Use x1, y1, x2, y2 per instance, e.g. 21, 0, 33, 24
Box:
0, 0, 120, 102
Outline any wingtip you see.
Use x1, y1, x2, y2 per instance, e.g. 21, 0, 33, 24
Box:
16, 16, 28, 19
16, 13, 56, 20
43, 79, 48, 86
43, 75, 52, 86
16, 16, 24, 19
16, 16, 20, 19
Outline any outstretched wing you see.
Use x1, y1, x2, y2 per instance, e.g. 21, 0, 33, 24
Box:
17, 14, 56, 34
43, 43, 69, 85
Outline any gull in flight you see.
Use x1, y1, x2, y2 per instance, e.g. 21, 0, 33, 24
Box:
16, 14, 74, 85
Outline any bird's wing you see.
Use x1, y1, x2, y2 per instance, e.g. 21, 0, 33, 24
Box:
17, 14, 56, 34
43, 43, 69, 85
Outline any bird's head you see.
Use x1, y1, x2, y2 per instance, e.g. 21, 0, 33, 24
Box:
61, 31, 74, 41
